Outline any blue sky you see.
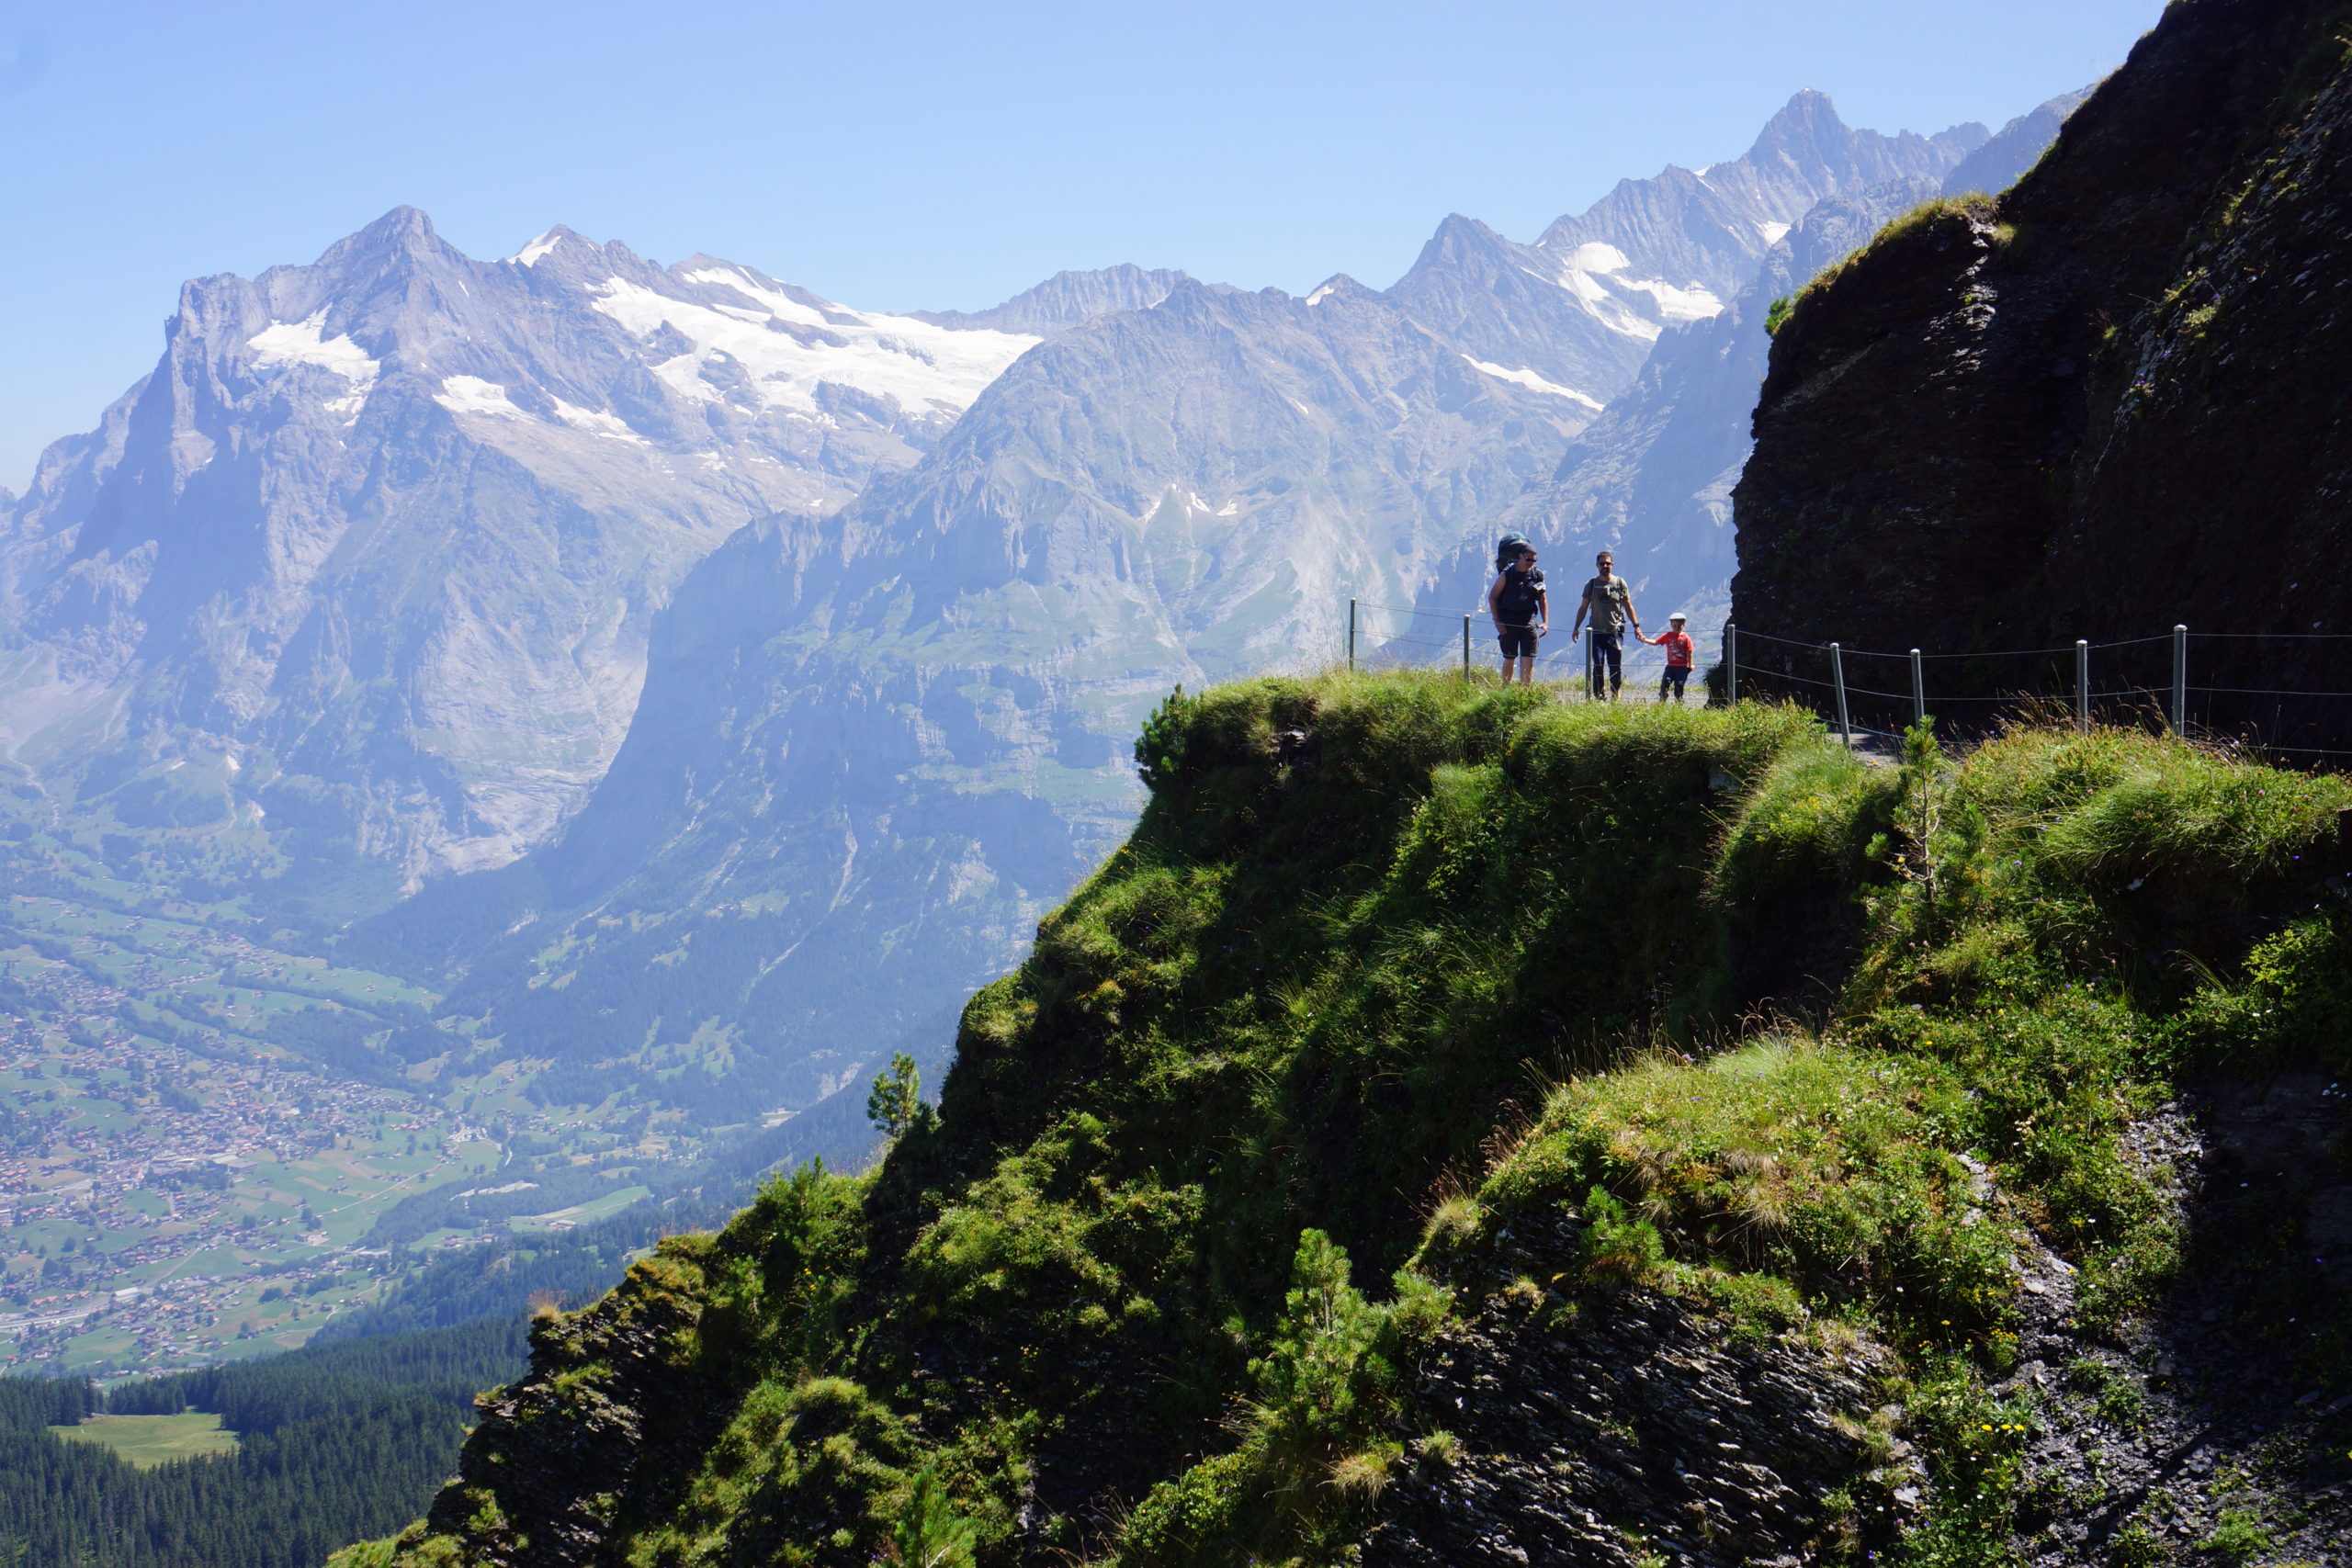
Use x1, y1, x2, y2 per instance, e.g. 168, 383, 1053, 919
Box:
0, 0, 2162, 490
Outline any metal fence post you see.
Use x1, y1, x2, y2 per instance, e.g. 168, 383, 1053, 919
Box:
2172, 624, 2187, 736
1348, 599, 1357, 672
2075, 639, 2091, 734
1910, 648, 1926, 728
1829, 642, 1852, 747
1461, 615, 1471, 681
1724, 623, 1737, 706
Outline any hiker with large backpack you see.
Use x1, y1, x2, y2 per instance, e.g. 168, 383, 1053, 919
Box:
1487, 537, 1548, 686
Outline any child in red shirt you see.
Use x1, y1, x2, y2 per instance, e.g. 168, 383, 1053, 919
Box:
1644, 613, 1696, 703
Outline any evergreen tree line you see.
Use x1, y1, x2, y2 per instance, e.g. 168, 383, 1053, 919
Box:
0, 1317, 527, 1568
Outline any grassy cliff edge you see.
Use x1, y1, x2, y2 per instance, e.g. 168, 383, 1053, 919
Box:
360, 673, 2352, 1567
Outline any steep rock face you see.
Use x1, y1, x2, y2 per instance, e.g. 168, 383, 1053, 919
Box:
1733, 0, 2352, 745
1367, 1292, 1901, 1568
0, 209, 1037, 890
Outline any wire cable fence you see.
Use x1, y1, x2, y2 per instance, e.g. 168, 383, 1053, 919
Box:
1340, 596, 2352, 758
1344, 599, 1478, 673
1724, 622, 2352, 763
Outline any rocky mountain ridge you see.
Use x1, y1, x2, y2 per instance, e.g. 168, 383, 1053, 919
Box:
911, 264, 1193, 334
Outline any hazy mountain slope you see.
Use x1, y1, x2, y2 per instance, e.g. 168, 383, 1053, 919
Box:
365, 276, 1597, 1124
0, 209, 1038, 899
1385, 91, 1985, 414
1533, 88, 1984, 299
911, 264, 1192, 333
1942, 89, 2096, 196
358, 95, 2018, 1156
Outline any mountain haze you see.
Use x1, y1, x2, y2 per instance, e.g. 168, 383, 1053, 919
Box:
911, 265, 1193, 334
367, 271, 1600, 1119
365, 92, 2013, 1155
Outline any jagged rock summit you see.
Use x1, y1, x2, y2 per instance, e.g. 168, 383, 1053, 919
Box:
912, 263, 1193, 334
1389, 91, 1987, 416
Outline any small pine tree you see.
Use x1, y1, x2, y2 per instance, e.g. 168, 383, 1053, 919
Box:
1133, 684, 1193, 790
889, 1467, 978, 1568
865, 1053, 923, 1142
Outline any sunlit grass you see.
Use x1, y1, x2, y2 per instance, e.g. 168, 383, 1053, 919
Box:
52, 1411, 240, 1468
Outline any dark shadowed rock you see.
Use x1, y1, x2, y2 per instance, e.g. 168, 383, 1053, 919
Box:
1733, 0, 2352, 748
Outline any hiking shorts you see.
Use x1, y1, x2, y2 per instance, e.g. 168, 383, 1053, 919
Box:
1498, 626, 1540, 660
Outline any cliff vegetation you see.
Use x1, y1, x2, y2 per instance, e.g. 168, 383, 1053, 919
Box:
355, 672, 2352, 1567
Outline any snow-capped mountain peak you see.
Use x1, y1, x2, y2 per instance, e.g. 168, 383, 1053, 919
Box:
0, 209, 1049, 885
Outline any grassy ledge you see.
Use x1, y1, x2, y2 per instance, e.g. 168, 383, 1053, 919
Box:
373, 673, 2352, 1568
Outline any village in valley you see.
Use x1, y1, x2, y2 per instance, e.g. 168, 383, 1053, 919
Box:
0, 818, 673, 1376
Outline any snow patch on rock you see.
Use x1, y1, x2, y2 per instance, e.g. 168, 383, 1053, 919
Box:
1462, 356, 1607, 411
551, 399, 648, 443
435, 376, 525, 417
247, 311, 379, 416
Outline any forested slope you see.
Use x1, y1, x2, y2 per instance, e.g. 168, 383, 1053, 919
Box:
0, 1318, 526, 1568
367, 674, 2352, 1567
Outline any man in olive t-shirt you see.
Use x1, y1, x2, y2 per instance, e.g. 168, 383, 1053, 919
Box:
1570, 550, 1641, 700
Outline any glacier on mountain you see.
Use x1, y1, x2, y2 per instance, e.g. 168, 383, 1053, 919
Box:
590, 268, 1038, 419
